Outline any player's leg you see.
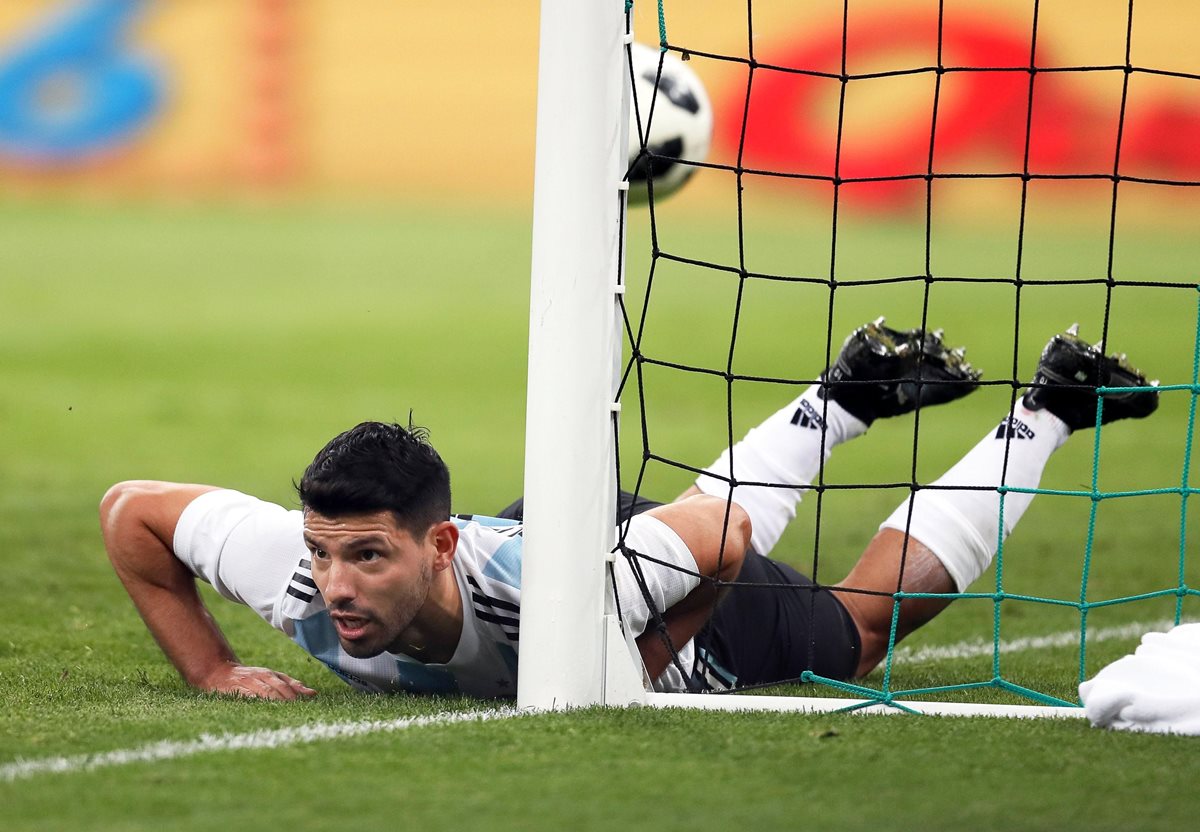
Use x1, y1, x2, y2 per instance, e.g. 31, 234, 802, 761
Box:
684, 318, 981, 556
695, 551, 862, 689
838, 325, 1160, 677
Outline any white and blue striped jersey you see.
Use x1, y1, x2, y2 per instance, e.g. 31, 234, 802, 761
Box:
173, 489, 700, 698
278, 515, 527, 698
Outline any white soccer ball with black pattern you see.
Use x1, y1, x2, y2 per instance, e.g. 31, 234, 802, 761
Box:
626, 42, 713, 204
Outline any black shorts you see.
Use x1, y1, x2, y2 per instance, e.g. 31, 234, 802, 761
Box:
495, 492, 862, 689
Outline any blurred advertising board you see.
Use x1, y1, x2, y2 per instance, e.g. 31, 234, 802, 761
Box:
0, 0, 540, 201
0, 0, 1196, 217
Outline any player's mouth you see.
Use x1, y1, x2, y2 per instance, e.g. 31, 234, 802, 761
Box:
331, 612, 373, 641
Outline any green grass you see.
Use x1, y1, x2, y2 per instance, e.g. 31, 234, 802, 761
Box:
5, 709, 1196, 832
2, 201, 1199, 829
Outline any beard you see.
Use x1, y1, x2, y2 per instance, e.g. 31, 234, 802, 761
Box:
332, 558, 434, 659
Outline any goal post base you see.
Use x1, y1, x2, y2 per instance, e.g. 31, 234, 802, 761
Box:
602, 614, 651, 707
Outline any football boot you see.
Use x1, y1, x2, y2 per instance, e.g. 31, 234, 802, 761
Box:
1022, 324, 1159, 431
818, 317, 982, 425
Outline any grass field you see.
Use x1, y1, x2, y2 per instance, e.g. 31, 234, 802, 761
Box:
2, 200, 1200, 830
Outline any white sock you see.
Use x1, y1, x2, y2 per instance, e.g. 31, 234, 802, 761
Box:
880, 403, 1071, 591
694, 385, 868, 556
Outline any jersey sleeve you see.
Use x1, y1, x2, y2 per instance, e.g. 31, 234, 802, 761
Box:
172, 489, 308, 630
610, 513, 701, 638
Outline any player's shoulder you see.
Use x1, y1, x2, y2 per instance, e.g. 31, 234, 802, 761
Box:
453, 513, 523, 531
451, 514, 524, 592
451, 514, 524, 553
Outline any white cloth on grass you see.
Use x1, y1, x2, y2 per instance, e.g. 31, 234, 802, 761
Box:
1079, 623, 1200, 735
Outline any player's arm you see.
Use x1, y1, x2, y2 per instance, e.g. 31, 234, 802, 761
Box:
99, 480, 315, 700
636, 495, 750, 680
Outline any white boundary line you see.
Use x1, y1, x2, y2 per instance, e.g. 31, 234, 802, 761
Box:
1, 707, 522, 784
891, 617, 1190, 664
4, 618, 1187, 783
644, 619, 1193, 719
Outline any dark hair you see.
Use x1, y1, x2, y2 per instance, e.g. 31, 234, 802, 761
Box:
297, 421, 451, 535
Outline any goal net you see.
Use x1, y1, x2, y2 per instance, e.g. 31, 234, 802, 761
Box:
520, 0, 1200, 716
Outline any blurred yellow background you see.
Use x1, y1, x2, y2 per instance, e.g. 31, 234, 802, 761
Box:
0, 0, 1196, 211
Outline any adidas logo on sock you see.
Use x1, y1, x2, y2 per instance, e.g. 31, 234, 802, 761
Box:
790, 399, 826, 431
995, 415, 1036, 440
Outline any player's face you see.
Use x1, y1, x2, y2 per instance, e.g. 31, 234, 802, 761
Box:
303, 509, 443, 659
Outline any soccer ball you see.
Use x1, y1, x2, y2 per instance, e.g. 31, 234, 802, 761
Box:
626, 42, 713, 204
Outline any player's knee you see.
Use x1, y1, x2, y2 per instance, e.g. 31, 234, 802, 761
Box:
726, 500, 752, 563
694, 494, 751, 580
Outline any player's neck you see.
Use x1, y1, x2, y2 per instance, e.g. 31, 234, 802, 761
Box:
394, 566, 464, 664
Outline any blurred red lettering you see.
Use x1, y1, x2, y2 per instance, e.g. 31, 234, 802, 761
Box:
725, 13, 1200, 210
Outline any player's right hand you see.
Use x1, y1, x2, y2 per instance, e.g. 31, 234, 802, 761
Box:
201, 665, 317, 700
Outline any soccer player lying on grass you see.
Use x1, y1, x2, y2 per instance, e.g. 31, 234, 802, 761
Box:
99, 321, 1158, 699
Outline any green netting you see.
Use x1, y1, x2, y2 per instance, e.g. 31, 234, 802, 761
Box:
620, 0, 1200, 711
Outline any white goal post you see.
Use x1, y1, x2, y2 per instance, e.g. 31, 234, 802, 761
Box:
517, 0, 638, 709
517, 0, 1085, 720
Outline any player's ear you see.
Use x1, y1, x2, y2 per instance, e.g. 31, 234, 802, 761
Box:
429, 521, 459, 571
